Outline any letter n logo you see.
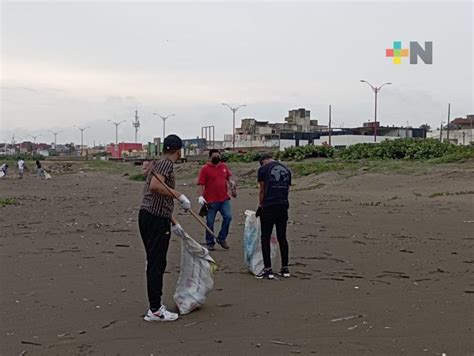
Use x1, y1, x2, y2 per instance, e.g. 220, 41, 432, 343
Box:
409, 41, 433, 64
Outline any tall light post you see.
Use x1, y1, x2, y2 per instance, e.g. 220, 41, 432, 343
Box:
221, 103, 246, 150
29, 135, 40, 155
446, 103, 451, 142
29, 134, 40, 144
11, 135, 20, 155
49, 130, 63, 149
328, 104, 332, 147
74, 126, 90, 158
360, 80, 392, 142
153, 113, 175, 142
107, 120, 126, 158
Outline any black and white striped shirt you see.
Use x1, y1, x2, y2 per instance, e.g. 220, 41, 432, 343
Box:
141, 158, 175, 219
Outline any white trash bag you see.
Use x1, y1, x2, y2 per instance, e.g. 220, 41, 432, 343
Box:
173, 228, 216, 315
244, 210, 278, 275
44, 170, 52, 180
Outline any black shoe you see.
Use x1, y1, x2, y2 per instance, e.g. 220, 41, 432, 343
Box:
278, 267, 290, 278
255, 269, 274, 280
207, 245, 215, 251
217, 239, 230, 250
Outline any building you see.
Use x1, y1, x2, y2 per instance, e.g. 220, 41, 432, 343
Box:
450, 115, 473, 130
106, 143, 144, 158
224, 107, 440, 150
274, 108, 326, 133
226, 108, 326, 149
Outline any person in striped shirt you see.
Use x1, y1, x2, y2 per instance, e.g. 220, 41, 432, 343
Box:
139, 134, 191, 322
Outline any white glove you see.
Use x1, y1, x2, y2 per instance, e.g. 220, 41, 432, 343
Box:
198, 196, 207, 206
171, 223, 184, 236
178, 194, 191, 210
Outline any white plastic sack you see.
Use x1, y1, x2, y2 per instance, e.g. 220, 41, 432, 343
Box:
0, 171, 4, 178
44, 171, 52, 180
244, 210, 278, 275
173, 229, 216, 315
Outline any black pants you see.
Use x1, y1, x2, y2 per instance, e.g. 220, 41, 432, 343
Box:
138, 209, 171, 311
260, 204, 289, 269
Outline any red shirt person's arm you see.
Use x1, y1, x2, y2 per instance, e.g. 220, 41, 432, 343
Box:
197, 166, 207, 197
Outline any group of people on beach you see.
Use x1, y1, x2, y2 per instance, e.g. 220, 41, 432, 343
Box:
138, 134, 292, 322
0, 159, 46, 179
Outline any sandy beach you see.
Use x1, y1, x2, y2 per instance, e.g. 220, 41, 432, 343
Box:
1, 161, 473, 355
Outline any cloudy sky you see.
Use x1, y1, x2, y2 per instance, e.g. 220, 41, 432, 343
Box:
1, 1, 472, 145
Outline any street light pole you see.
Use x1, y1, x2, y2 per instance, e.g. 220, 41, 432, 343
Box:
74, 126, 90, 158
360, 80, 392, 142
49, 130, 63, 149
446, 103, 451, 142
29, 135, 40, 155
107, 120, 126, 158
328, 104, 332, 147
153, 113, 176, 142
221, 103, 246, 150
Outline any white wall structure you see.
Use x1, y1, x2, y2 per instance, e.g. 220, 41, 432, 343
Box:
315, 135, 399, 147
427, 129, 474, 145
221, 139, 279, 149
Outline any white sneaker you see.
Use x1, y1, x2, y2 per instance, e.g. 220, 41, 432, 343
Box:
144, 305, 179, 322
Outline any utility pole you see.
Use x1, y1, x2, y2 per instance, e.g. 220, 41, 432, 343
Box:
11, 135, 19, 155
221, 103, 246, 150
132, 110, 140, 143
153, 113, 175, 147
328, 104, 332, 147
74, 126, 90, 158
360, 80, 392, 142
107, 120, 126, 158
446, 103, 451, 142
49, 130, 63, 149
470, 114, 473, 143
29, 135, 40, 155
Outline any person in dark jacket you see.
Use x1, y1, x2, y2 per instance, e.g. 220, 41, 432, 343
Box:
255, 153, 292, 280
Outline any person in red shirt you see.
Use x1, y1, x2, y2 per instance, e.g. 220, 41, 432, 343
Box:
197, 149, 236, 250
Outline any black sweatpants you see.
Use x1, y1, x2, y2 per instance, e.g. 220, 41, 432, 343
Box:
260, 204, 289, 269
138, 209, 171, 311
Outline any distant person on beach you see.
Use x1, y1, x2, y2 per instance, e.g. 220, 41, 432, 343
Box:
255, 153, 292, 280
0, 163, 8, 178
197, 149, 236, 251
138, 134, 191, 322
36, 160, 45, 179
17, 158, 25, 179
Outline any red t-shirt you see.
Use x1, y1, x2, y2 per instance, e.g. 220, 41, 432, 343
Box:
198, 162, 232, 203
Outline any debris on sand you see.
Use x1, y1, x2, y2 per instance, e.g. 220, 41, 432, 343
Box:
21, 341, 42, 346
268, 340, 300, 347
331, 314, 364, 322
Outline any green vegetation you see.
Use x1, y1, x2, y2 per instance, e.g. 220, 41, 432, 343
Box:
339, 138, 473, 161
288, 160, 353, 177
0, 198, 17, 207
222, 151, 261, 163
221, 138, 474, 164
276, 145, 335, 161
3, 154, 45, 164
